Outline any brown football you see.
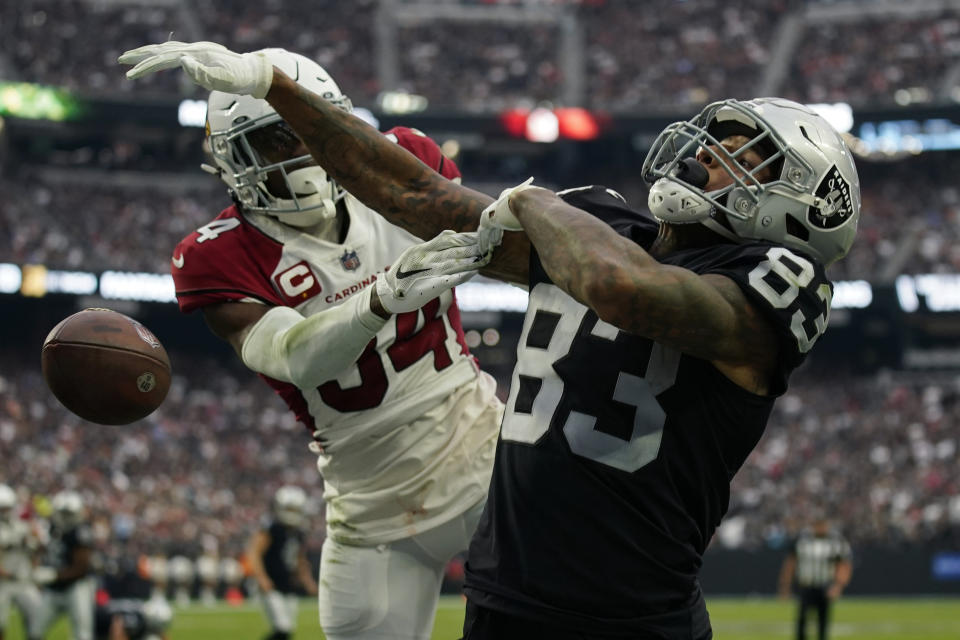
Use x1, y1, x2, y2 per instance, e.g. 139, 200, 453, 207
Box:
41, 308, 171, 425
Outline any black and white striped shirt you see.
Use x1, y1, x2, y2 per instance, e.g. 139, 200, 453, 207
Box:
792, 530, 852, 588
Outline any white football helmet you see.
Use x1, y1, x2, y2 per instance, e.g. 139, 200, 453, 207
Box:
0, 484, 16, 520
643, 97, 860, 265
204, 49, 353, 227
168, 555, 194, 584
50, 490, 85, 528
273, 485, 307, 528
220, 556, 243, 587
142, 596, 173, 636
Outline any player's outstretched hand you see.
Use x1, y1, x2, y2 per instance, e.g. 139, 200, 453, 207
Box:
119, 41, 274, 98
377, 230, 486, 314
477, 177, 538, 257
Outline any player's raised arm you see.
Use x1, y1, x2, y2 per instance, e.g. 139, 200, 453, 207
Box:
264, 70, 532, 285
119, 41, 530, 283
265, 70, 491, 238
503, 185, 780, 393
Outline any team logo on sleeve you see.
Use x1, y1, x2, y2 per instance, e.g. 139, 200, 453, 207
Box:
808, 166, 853, 229
274, 261, 322, 303
339, 249, 361, 271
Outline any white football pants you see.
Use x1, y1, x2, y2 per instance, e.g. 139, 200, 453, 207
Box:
317, 499, 483, 640
262, 589, 300, 634
0, 579, 42, 634
28, 578, 95, 640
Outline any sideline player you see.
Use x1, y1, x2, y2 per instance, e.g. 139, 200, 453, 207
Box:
0, 484, 41, 640
94, 597, 172, 640
31, 491, 96, 640
121, 42, 860, 639
246, 486, 317, 640
120, 47, 502, 640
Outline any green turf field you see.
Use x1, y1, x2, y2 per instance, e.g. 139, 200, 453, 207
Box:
9, 595, 958, 639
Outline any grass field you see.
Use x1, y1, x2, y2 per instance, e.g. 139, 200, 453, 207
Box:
9, 595, 958, 639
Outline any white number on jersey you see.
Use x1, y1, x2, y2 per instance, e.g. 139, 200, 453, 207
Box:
195, 218, 242, 243
747, 246, 831, 353
501, 283, 679, 472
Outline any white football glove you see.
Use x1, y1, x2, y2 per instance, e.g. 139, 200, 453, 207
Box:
32, 566, 57, 586
377, 230, 486, 314
119, 41, 274, 99
477, 177, 537, 257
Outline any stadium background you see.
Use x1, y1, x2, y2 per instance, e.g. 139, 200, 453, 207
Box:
2, 0, 959, 637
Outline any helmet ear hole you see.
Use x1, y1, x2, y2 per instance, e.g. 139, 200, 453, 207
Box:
785, 214, 810, 241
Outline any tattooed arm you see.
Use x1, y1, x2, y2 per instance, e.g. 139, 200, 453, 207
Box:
265, 70, 530, 284
509, 188, 779, 394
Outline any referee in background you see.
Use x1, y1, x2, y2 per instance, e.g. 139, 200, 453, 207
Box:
778, 516, 853, 640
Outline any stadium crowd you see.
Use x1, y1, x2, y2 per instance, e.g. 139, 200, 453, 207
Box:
2, 0, 959, 614
784, 10, 960, 108
729, 368, 960, 550
0, 352, 320, 564
4, 0, 957, 111
1, 344, 958, 565
4, 153, 960, 280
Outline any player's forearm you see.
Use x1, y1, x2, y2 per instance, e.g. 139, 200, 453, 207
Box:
510, 188, 660, 318
510, 189, 774, 366
834, 561, 852, 588
241, 289, 386, 389
248, 563, 272, 591
266, 70, 490, 239
298, 559, 317, 593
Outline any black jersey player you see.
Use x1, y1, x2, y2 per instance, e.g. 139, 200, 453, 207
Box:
121, 43, 860, 640
246, 486, 317, 640
31, 491, 96, 640
94, 598, 172, 640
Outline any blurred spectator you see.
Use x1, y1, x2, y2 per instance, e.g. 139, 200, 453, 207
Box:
5, 151, 960, 279
2, 343, 959, 561
396, 21, 562, 112
727, 366, 960, 550
581, 0, 793, 111
0, 350, 319, 559
784, 12, 960, 108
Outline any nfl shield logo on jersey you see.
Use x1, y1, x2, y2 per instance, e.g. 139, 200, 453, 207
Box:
340, 249, 361, 271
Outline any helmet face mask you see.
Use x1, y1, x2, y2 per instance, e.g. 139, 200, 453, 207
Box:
643, 98, 861, 265
205, 50, 353, 228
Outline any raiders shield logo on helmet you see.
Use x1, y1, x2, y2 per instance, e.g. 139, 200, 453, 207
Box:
808, 166, 854, 230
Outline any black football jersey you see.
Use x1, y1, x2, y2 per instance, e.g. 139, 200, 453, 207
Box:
261, 517, 306, 594
464, 186, 832, 637
46, 523, 94, 591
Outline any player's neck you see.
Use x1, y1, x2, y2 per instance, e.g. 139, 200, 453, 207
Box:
651, 222, 729, 258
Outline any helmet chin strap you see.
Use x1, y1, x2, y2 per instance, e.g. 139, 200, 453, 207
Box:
270, 166, 342, 230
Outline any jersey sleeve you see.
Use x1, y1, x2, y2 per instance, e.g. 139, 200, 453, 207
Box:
384, 126, 462, 182
171, 208, 286, 313
702, 244, 832, 389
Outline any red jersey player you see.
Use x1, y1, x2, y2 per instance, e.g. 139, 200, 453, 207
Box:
164, 49, 502, 640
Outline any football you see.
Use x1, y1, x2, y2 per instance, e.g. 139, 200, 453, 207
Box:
41, 308, 171, 425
